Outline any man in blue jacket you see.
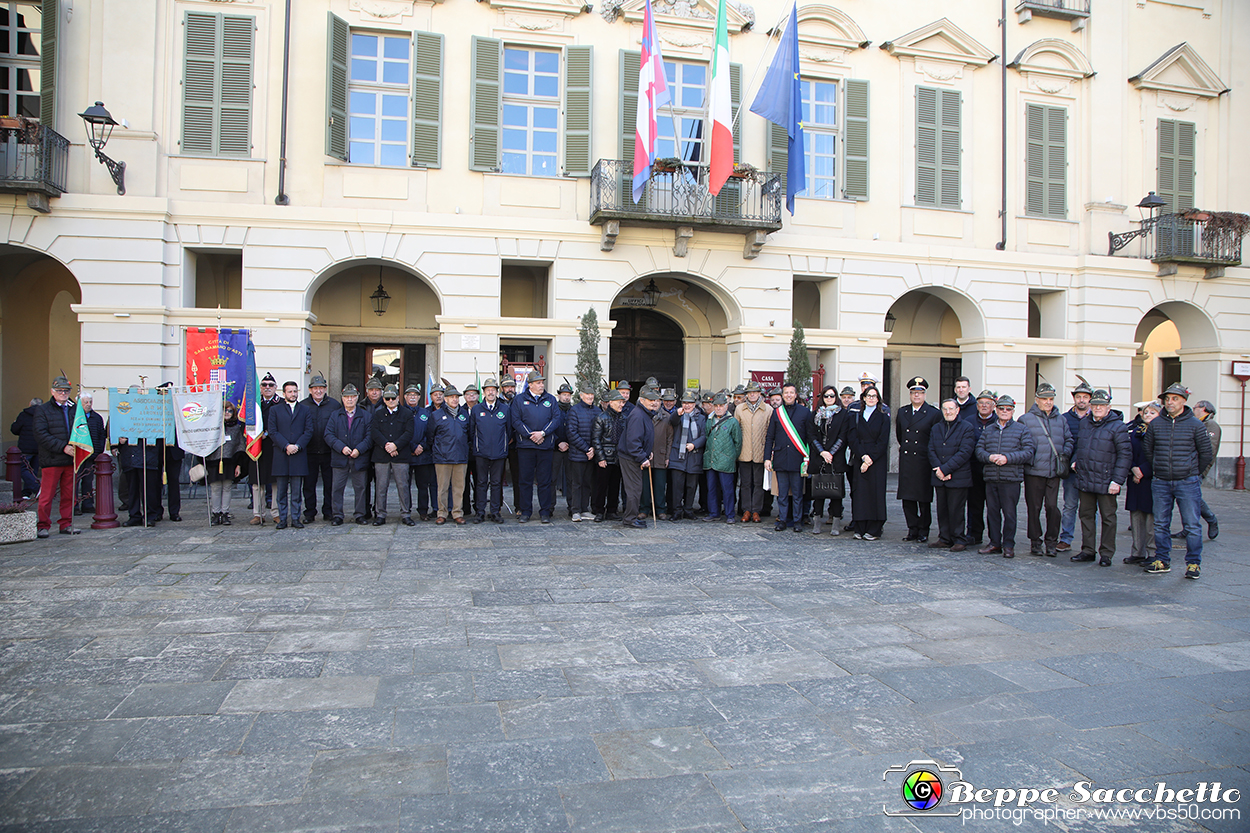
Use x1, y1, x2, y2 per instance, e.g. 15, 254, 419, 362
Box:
470, 378, 510, 523
268, 380, 315, 529
429, 385, 470, 524
508, 370, 562, 523
1057, 379, 1093, 552
1144, 382, 1214, 579
564, 382, 599, 521
619, 387, 659, 529
301, 372, 341, 523
324, 384, 372, 525
975, 395, 1036, 558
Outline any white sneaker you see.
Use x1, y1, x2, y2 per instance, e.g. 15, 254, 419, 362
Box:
571, 513, 581, 522
581, 512, 595, 521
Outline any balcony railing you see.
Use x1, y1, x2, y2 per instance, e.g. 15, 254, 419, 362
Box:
1108, 211, 1247, 272
590, 159, 783, 243
0, 119, 69, 201
1016, 0, 1091, 22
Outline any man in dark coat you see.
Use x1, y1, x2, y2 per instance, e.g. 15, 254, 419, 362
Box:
763, 383, 822, 533
553, 381, 574, 517
429, 386, 470, 524
1144, 382, 1213, 578
975, 395, 1036, 558
1057, 379, 1093, 551
11, 397, 43, 498
564, 383, 598, 522
369, 384, 414, 526
155, 383, 184, 522
508, 371, 563, 523
268, 381, 315, 529
592, 390, 627, 522
301, 372, 341, 523
250, 373, 282, 524
667, 391, 706, 521
963, 390, 997, 546
1070, 389, 1131, 567
954, 377, 977, 422
895, 376, 941, 542
619, 387, 658, 529
117, 436, 162, 529
470, 378, 510, 523
1018, 382, 1075, 557
928, 399, 976, 550
33, 376, 81, 537
324, 383, 372, 525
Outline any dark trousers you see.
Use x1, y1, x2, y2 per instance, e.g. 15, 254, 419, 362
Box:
669, 470, 698, 516
516, 448, 554, 519
738, 461, 764, 514
125, 467, 162, 523
275, 475, 304, 524
412, 464, 437, 516
985, 480, 1021, 550
774, 470, 803, 527
592, 463, 621, 516
706, 470, 736, 518
620, 459, 646, 521
507, 447, 521, 508
1079, 490, 1118, 559
20, 452, 40, 497
162, 457, 181, 519
641, 465, 666, 515
1024, 474, 1061, 548
475, 457, 506, 517
696, 470, 708, 513
935, 487, 968, 545
853, 519, 884, 537
461, 455, 476, 516
303, 452, 333, 519
331, 466, 368, 520
901, 500, 932, 537
568, 458, 594, 515
76, 456, 97, 509
965, 468, 987, 543
553, 450, 568, 507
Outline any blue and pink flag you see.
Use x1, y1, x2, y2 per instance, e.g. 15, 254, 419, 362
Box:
631, 0, 671, 204
242, 339, 264, 460
185, 328, 250, 409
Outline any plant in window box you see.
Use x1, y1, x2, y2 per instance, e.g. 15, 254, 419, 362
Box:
0, 500, 38, 545
729, 162, 759, 181
652, 157, 683, 174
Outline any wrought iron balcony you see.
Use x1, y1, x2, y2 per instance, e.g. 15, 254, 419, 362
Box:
1016, 0, 1090, 24
590, 159, 783, 258
0, 118, 69, 211
1108, 211, 1247, 276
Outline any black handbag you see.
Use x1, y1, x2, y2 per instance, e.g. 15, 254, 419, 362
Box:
810, 465, 845, 498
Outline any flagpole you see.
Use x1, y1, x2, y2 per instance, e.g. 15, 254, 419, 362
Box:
733, 5, 791, 137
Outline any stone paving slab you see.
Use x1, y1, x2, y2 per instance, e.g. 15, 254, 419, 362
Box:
0, 484, 1247, 830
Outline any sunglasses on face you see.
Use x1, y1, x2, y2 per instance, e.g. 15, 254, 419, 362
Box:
823, 394, 837, 398
383, 396, 397, 401
997, 406, 1014, 411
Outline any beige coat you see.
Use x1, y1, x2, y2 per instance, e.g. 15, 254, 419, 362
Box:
736, 400, 773, 463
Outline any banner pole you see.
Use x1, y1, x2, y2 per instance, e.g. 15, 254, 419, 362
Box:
141, 439, 148, 527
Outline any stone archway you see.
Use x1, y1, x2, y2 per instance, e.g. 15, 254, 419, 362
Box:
308, 260, 442, 395
0, 246, 82, 444
884, 288, 975, 409
1131, 301, 1221, 406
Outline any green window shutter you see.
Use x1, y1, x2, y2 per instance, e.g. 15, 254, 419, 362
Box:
730, 62, 742, 164
767, 121, 788, 197
563, 45, 593, 176
938, 88, 960, 208
1044, 105, 1066, 218
470, 36, 502, 172
1025, 103, 1045, 215
39, 0, 56, 128
411, 31, 443, 168
325, 12, 348, 161
620, 50, 640, 202
843, 78, 869, 200
182, 12, 219, 156
1157, 119, 1196, 212
916, 86, 937, 205
218, 15, 253, 156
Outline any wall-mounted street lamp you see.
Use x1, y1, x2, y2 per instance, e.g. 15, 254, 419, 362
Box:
1108, 192, 1168, 255
78, 101, 125, 195
370, 267, 391, 316
884, 311, 897, 333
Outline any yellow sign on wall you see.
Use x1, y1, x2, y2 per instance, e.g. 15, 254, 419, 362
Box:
687, 379, 700, 391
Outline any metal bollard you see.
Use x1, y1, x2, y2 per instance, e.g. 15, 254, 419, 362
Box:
91, 452, 120, 529
6, 446, 22, 504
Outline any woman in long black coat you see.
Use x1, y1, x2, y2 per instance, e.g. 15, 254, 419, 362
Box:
809, 385, 849, 534
849, 386, 890, 539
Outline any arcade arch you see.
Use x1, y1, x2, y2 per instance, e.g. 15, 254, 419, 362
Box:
1132, 301, 1221, 406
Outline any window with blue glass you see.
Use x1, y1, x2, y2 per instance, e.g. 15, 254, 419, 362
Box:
656, 60, 706, 164
349, 32, 410, 167
502, 47, 559, 177
801, 79, 838, 199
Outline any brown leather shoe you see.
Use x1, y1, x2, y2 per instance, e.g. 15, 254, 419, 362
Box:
435, 517, 446, 525
742, 511, 751, 523
1055, 541, 1071, 552
1003, 548, 1015, 558
454, 517, 466, 525
250, 516, 263, 525
751, 512, 760, 523
978, 544, 1002, 554
949, 543, 967, 552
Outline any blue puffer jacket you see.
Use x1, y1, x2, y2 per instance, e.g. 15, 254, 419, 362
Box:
564, 399, 599, 456
1018, 404, 1075, 479
975, 418, 1036, 482
1144, 406, 1213, 481
427, 404, 470, 464
469, 400, 511, 461
928, 417, 976, 489
1074, 409, 1131, 494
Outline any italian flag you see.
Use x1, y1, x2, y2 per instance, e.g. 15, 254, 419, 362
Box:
707, 0, 732, 196
68, 402, 95, 473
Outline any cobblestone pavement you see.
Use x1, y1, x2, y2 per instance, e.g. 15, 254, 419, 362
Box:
0, 481, 1247, 832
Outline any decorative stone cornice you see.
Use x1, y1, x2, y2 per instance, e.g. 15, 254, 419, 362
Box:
1129, 42, 1228, 98
881, 18, 996, 68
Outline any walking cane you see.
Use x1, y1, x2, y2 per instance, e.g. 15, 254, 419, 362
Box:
648, 462, 657, 528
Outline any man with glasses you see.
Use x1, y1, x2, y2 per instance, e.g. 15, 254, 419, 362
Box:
1056, 379, 1093, 551
1144, 383, 1213, 579
33, 375, 81, 538
975, 394, 1035, 558
370, 384, 415, 526
964, 390, 998, 546
301, 373, 340, 524
250, 373, 283, 525
1070, 388, 1130, 567
268, 380, 314, 529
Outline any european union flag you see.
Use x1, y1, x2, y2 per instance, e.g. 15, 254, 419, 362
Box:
749, 3, 804, 214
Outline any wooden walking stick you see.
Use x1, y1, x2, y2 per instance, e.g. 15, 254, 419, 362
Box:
648, 461, 657, 528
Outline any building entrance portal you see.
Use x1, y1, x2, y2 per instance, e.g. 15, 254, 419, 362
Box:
609, 308, 684, 392
340, 343, 425, 395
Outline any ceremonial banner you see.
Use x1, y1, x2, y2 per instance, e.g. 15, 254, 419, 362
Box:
68, 403, 95, 473
171, 386, 225, 457
108, 388, 175, 443
186, 328, 250, 408
243, 339, 264, 460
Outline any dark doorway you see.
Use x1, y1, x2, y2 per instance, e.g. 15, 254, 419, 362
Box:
609, 308, 684, 391
341, 343, 426, 393
1161, 356, 1182, 391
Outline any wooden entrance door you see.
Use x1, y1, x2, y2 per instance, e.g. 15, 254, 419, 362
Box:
609, 308, 684, 392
